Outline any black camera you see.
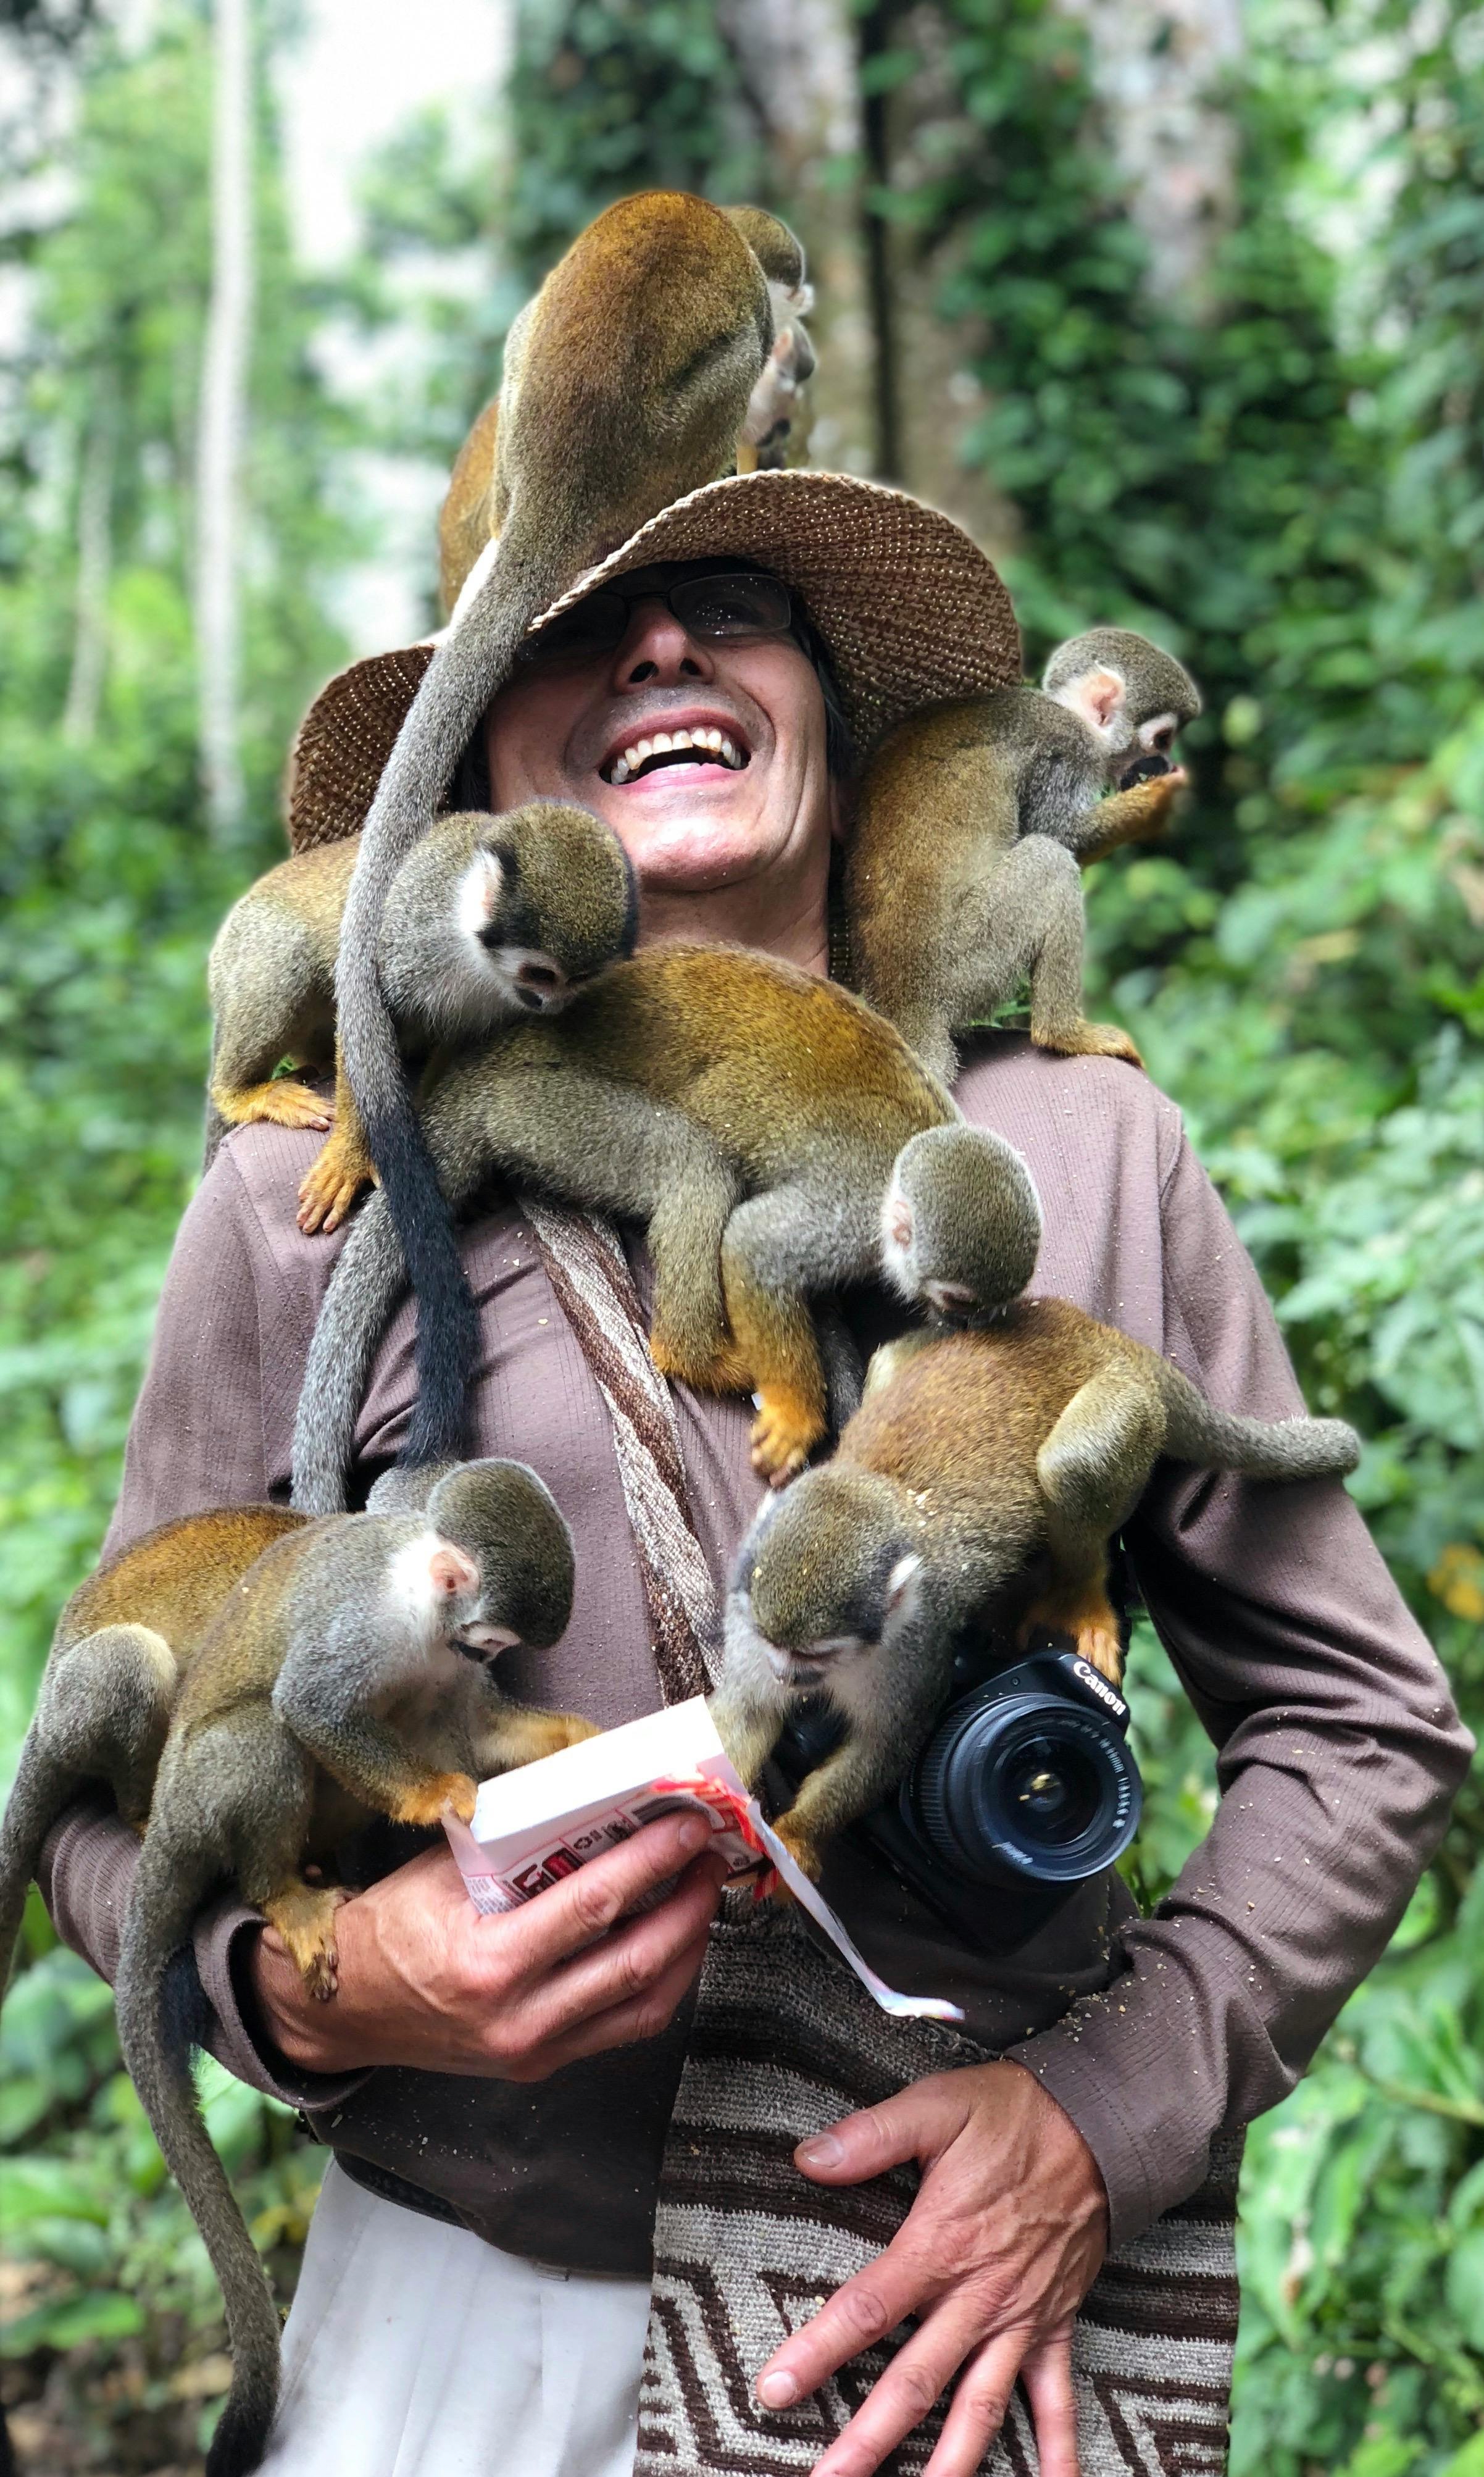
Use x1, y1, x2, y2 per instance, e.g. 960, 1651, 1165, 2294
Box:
778, 1645, 1143, 1953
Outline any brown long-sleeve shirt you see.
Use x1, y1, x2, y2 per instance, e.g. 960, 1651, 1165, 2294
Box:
40, 1035, 1471, 2270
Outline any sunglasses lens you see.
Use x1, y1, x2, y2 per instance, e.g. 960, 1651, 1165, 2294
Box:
518, 595, 628, 666
670, 573, 792, 638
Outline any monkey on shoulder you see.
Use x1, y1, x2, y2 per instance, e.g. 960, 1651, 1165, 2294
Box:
847, 627, 1202, 1084
204, 800, 637, 1230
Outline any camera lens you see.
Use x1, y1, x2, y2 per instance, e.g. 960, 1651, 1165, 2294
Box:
907, 1680, 1141, 1886
1004, 1737, 1101, 1846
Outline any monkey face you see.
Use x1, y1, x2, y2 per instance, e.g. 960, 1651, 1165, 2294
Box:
736, 1474, 925, 1691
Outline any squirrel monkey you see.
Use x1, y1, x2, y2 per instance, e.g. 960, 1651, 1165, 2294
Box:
112, 1458, 591, 2477
204, 803, 636, 1231
711, 1124, 1361, 1880
437, 204, 811, 609
290, 949, 1028, 1511
846, 628, 1202, 1084
0, 1505, 307, 2024
338, 194, 804, 1477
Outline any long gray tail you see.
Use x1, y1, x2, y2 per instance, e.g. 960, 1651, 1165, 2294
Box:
0, 1730, 72, 2004
335, 534, 551, 1474
116, 1826, 281, 2477
1155, 1362, 1361, 1481
291, 1191, 411, 1513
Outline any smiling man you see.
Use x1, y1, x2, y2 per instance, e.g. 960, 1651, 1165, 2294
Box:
35, 467, 1467, 2477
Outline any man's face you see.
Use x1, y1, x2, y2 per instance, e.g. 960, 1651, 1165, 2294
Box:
482, 566, 839, 908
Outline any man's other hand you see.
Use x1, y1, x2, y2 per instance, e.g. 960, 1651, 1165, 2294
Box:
247, 1813, 728, 2081
753, 2060, 1107, 2477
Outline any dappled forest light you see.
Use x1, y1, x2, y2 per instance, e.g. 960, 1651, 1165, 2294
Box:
1, 0, 1482, 2466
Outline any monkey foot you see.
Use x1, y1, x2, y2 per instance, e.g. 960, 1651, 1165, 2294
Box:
393, 1771, 478, 1827
1019, 1592, 1124, 1686
649, 1328, 754, 1397
264, 1884, 349, 2003
297, 1136, 375, 1235
750, 1389, 825, 1487
214, 1078, 333, 1137
770, 1817, 825, 1884
1033, 1021, 1144, 1071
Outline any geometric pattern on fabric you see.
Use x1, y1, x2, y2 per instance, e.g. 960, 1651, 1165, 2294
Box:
637, 1902, 1238, 2477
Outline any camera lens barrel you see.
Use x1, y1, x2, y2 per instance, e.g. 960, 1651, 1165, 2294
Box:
906, 1672, 1141, 1886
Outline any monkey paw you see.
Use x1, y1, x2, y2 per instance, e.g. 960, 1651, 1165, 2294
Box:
297, 1136, 375, 1235
1034, 1020, 1144, 1071
771, 1817, 825, 1884
649, 1327, 754, 1397
393, 1771, 478, 1827
750, 1390, 825, 1487
1073, 1623, 1125, 1686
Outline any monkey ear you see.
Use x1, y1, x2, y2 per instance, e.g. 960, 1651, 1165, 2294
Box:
1057, 665, 1125, 738
883, 1552, 923, 1629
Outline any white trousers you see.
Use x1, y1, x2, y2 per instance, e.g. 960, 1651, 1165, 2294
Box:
257, 2162, 651, 2477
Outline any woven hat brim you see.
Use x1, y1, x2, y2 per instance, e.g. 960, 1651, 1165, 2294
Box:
286, 470, 1021, 853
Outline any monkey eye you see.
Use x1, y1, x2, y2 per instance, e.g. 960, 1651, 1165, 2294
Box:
1153, 724, 1174, 750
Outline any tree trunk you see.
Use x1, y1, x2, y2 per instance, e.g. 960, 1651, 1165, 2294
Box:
61, 405, 114, 746
196, 0, 254, 842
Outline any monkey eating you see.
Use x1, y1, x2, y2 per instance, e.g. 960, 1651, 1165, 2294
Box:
290, 948, 1035, 1513
846, 626, 1202, 1084
336, 193, 807, 1477
709, 1125, 1361, 1881
111, 1456, 591, 2477
203, 801, 637, 1231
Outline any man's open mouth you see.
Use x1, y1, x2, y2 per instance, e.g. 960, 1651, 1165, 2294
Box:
601, 725, 750, 785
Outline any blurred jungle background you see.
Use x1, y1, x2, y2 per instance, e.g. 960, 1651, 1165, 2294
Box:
0, 0, 1481, 2463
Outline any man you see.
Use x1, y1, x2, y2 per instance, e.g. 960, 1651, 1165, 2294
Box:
41, 469, 1469, 2477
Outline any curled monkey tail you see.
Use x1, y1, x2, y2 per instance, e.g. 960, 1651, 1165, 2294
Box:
116, 1828, 281, 2477
291, 1191, 411, 1514
335, 530, 559, 1477
1153, 1362, 1361, 1482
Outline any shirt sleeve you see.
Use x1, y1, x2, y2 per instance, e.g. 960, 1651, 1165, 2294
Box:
42, 1156, 369, 2115
1004, 1126, 1473, 2246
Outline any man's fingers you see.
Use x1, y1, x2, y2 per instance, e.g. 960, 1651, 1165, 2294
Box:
802, 2307, 1023, 2477
794, 2073, 971, 2186
490, 1856, 723, 2061
1014, 2331, 1080, 2477
504, 1928, 714, 2080
756, 2243, 943, 2408
478, 1811, 717, 1973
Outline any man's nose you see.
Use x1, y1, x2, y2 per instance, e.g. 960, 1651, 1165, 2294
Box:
611, 600, 714, 688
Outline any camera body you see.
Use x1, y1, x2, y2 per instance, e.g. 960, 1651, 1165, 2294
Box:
777, 1642, 1143, 1956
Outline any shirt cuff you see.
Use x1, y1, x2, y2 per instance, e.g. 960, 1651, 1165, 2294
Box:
1002, 1980, 1211, 2250
198, 1895, 375, 2119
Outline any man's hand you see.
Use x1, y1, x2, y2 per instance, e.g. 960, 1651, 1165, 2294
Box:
246, 1813, 727, 2082
753, 2060, 1107, 2477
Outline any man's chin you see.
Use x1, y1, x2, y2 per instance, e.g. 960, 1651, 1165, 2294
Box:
593, 795, 777, 894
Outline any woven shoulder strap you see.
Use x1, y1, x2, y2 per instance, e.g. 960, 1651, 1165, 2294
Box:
521, 1199, 718, 1705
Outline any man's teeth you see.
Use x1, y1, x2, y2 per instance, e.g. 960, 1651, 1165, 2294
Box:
609, 728, 744, 783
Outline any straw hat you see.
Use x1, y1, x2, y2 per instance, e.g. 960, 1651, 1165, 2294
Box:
285, 466, 1022, 854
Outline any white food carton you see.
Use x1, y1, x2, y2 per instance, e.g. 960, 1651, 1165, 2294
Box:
444, 1695, 963, 2024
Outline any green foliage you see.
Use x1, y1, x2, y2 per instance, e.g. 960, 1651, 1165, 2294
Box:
0, 8, 349, 2448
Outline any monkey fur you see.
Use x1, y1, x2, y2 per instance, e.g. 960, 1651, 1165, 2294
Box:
112, 1457, 591, 2477
846, 627, 1203, 1085
0, 1505, 307, 2013
711, 1124, 1361, 1880
340, 196, 804, 1477
437, 203, 811, 610
203, 801, 637, 1227
290, 948, 1033, 1513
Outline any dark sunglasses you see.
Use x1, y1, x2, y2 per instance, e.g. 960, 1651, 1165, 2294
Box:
515, 570, 793, 670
